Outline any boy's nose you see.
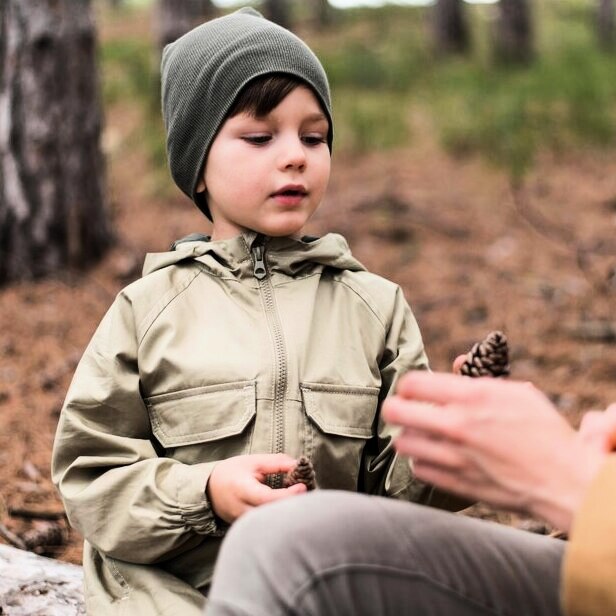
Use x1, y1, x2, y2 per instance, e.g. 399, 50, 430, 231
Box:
279, 138, 307, 171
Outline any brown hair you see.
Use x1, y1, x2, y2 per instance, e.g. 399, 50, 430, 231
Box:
227, 73, 327, 120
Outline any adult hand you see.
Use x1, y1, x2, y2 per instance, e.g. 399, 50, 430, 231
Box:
578, 404, 616, 453
382, 372, 608, 532
207, 454, 306, 524
452, 354, 466, 374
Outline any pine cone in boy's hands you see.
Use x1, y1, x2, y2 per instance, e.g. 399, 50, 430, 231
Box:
460, 331, 510, 378
283, 456, 317, 490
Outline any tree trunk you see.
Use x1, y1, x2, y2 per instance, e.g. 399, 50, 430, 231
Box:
0, 0, 111, 285
263, 0, 292, 30
598, 0, 616, 50
315, 0, 332, 27
156, 0, 217, 49
433, 0, 469, 55
494, 0, 534, 63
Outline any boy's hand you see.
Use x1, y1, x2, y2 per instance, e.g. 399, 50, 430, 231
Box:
207, 454, 306, 524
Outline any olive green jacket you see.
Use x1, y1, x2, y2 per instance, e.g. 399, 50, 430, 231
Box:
52, 232, 464, 615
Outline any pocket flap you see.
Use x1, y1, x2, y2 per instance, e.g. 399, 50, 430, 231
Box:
300, 383, 379, 438
145, 381, 256, 447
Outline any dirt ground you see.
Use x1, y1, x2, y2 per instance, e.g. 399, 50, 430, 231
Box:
1, 64, 616, 564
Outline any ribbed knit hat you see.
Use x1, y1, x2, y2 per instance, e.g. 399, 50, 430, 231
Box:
161, 7, 333, 220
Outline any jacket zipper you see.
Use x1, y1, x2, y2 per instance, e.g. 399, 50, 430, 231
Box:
252, 241, 287, 488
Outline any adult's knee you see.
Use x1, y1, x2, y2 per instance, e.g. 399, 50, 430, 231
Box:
225, 492, 354, 556
218, 491, 376, 574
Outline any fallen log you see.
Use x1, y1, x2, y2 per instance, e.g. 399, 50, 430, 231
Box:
0, 544, 84, 615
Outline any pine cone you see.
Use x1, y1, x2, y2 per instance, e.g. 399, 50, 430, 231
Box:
283, 456, 317, 491
460, 331, 510, 378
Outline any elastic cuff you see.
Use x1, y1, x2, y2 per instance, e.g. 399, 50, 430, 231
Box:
170, 462, 227, 536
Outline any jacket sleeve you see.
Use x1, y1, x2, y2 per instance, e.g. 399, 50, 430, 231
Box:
562, 455, 616, 616
361, 286, 471, 511
51, 292, 224, 565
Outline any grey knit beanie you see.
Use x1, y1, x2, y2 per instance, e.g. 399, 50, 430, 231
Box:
161, 7, 333, 220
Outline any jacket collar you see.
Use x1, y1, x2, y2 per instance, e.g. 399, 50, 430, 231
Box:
142, 232, 365, 279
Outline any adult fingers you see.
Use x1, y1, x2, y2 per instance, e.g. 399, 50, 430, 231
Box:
383, 398, 466, 442
394, 429, 466, 469
411, 461, 471, 500
579, 410, 616, 452
395, 371, 497, 405
452, 354, 467, 374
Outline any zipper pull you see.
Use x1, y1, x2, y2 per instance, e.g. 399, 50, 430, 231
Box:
252, 245, 267, 280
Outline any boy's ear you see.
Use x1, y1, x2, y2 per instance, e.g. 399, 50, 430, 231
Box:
196, 178, 206, 192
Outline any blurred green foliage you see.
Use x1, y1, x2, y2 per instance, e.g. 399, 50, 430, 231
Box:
99, 1, 616, 181
100, 36, 169, 192
313, 1, 616, 177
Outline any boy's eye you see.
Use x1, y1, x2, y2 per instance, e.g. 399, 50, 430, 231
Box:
302, 134, 327, 146
242, 135, 271, 145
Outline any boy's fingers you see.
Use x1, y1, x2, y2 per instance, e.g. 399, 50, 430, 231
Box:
281, 483, 307, 496
250, 453, 298, 474
242, 480, 305, 506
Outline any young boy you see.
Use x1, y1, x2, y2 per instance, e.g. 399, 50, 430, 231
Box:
52, 8, 466, 615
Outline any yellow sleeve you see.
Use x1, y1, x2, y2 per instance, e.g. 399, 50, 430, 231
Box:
563, 455, 616, 615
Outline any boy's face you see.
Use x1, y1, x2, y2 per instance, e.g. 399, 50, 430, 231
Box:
197, 86, 331, 240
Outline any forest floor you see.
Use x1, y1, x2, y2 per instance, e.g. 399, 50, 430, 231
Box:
1, 16, 616, 566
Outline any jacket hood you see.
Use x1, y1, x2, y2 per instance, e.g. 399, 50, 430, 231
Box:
142, 232, 365, 279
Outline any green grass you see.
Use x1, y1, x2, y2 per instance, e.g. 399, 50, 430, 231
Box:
430, 45, 616, 178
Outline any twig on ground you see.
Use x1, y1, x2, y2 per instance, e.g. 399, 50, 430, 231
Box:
0, 522, 27, 550
8, 507, 67, 521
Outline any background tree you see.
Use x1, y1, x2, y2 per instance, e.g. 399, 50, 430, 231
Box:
156, 0, 217, 49
0, 0, 111, 285
433, 0, 469, 55
494, 0, 534, 63
314, 0, 332, 28
598, 0, 615, 50
263, 0, 292, 30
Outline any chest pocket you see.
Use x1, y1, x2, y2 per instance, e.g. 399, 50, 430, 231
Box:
300, 382, 379, 491
144, 380, 256, 464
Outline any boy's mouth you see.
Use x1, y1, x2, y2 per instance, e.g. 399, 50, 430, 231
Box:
272, 185, 308, 198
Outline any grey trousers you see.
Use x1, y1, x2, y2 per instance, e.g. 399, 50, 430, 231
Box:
205, 491, 565, 616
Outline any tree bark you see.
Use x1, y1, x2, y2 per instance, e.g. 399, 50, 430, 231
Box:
598, 0, 616, 50
0, 0, 111, 285
156, 0, 217, 49
433, 0, 469, 55
263, 0, 292, 30
494, 0, 534, 63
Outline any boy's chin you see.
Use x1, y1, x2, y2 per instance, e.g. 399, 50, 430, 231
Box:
256, 219, 310, 238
